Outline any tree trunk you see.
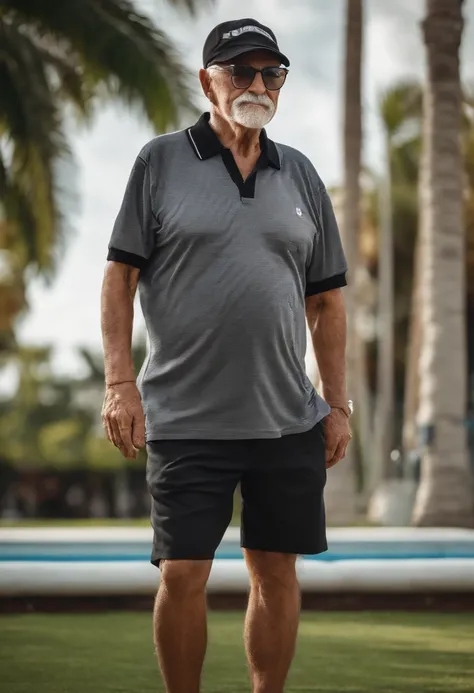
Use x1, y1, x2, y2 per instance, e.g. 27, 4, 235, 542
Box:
325, 0, 362, 525
412, 0, 474, 527
372, 137, 395, 492
402, 227, 423, 455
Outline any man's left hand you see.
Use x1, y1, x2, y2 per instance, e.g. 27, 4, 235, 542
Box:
323, 409, 352, 469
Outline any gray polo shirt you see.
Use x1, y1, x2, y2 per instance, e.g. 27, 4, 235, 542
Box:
107, 113, 347, 440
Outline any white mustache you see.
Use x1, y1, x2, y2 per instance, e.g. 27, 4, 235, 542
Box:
233, 93, 273, 109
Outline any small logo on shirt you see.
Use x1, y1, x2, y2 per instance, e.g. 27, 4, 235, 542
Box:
296, 207, 303, 217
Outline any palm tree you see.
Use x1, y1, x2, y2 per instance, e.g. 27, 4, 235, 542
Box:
0, 0, 205, 348
324, 0, 363, 525
371, 83, 422, 495
366, 81, 474, 470
0, 223, 26, 352
412, 0, 474, 526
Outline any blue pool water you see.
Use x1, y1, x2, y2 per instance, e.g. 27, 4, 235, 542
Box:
2, 532, 474, 562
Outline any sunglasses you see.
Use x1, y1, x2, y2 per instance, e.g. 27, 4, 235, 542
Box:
210, 64, 288, 91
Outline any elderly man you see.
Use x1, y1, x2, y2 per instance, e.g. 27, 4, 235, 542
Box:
101, 17, 351, 693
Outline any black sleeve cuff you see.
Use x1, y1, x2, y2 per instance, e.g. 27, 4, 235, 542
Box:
107, 247, 148, 270
305, 272, 347, 296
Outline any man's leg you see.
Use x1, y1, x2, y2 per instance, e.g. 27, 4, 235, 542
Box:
146, 438, 244, 693
154, 559, 212, 693
240, 422, 328, 693
244, 550, 300, 693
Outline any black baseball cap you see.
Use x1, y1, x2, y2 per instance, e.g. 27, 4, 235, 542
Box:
203, 18, 290, 69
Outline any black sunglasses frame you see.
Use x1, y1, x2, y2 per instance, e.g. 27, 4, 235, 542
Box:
211, 64, 289, 91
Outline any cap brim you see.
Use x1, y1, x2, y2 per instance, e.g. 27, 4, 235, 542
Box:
207, 41, 290, 68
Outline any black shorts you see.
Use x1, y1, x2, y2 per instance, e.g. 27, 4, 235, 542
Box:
146, 421, 327, 567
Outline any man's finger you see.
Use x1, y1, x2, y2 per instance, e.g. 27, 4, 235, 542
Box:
326, 439, 345, 469
102, 416, 114, 444
132, 413, 146, 449
325, 441, 337, 463
118, 416, 137, 459
339, 436, 352, 461
110, 417, 127, 455
118, 417, 136, 458
106, 422, 115, 445
341, 431, 354, 459
107, 416, 120, 448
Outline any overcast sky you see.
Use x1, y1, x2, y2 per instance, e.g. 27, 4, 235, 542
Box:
3, 0, 474, 393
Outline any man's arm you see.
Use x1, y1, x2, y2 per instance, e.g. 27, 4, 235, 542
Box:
101, 261, 145, 459
101, 261, 139, 385
305, 288, 347, 407
306, 289, 351, 466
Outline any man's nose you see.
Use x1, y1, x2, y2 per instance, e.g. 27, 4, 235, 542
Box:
248, 71, 267, 95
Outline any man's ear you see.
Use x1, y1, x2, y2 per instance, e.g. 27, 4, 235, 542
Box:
199, 68, 212, 100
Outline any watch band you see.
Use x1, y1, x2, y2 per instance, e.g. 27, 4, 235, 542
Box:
329, 400, 353, 418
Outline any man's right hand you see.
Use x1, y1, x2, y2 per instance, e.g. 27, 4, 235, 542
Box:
102, 381, 146, 459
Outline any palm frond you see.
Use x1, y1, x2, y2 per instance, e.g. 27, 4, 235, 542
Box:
0, 147, 39, 266
379, 80, 423, 140
2, 0, 201, 130
0, 18, 71, 274
0, 0, 212, 18
390, 136, 421, 185
34, 39, 92, 121
159, 0, 211, 14
0, 0, 210, 293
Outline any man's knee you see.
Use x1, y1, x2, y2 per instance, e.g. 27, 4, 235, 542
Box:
244, 550, 298, 592
159, 559, 212, 598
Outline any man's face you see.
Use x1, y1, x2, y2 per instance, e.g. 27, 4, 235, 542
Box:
201, 50, 283, 129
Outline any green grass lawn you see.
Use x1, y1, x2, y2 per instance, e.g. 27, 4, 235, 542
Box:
1, 611, 473, 692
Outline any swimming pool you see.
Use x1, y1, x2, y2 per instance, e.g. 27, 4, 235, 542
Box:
1, 527, 474, 595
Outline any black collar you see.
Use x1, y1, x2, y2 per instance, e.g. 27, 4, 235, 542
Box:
186, 112, 280, 170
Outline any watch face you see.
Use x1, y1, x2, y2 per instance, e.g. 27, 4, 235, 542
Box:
348, 399, 354, 415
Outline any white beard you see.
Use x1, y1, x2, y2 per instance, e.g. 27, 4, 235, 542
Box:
230, 93, 276, 129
